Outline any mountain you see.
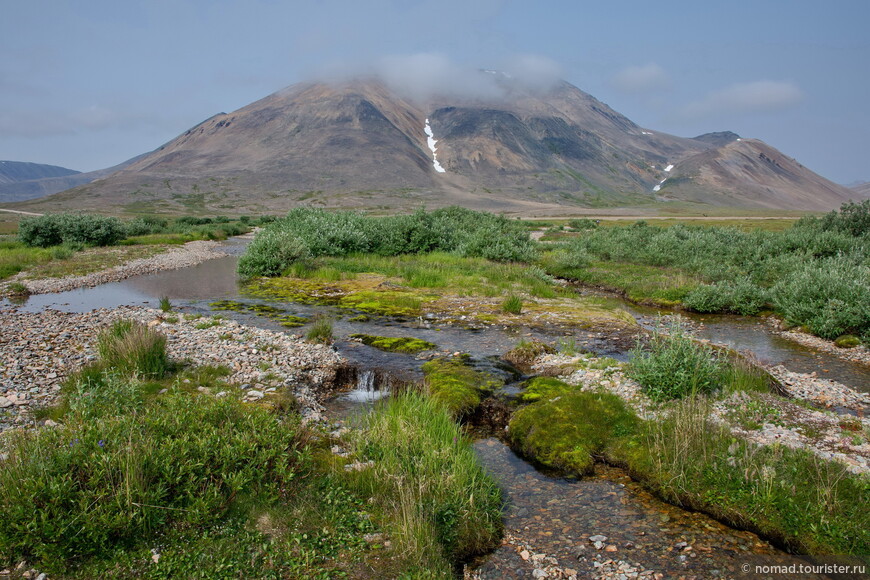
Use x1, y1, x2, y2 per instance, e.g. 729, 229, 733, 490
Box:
15, 76, 856, 215
0, 155, 148, 203
849, 181, 870, 199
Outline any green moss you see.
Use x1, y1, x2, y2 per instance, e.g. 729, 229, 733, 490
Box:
422, 358, 504, 418
242, 278, 342, 305
508, 390, 639, 476
834, 335, 861, 348
519, 376, 575, 403
348, 314, 371, 322
209, 300, 308, 328
350, 334, 437, 354
339, 290, 432, 317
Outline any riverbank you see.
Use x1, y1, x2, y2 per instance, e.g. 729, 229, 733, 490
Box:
0, 305, 344, 432
2, 240, 229, 295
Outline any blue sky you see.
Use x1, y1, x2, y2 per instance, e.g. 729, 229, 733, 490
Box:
1, 0, 868, 184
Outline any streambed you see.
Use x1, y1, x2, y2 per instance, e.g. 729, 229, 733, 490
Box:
3, 236, 866, 577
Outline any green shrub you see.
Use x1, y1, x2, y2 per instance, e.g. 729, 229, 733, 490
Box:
237, 228, 311, 278
238, 207, 539, 279
684, 278, 768, 315
770, 255, 870, 339
569, 218, 599, 230
96, 320, 169, 379
627, 319, 727, 401
545, 201, 869, 340
19, 213, 126, 248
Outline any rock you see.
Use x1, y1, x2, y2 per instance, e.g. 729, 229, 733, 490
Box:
520, 550, 530, 560
605, 544, 618, 552
532, 569, 548, 579
589, 535, 608, 543
0, 397, 12, 408
246, 390, 265, 400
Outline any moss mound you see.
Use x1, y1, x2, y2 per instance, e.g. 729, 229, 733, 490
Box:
508, 387, 638, 476
350, 334, 437, 354
422, 358, 504, 418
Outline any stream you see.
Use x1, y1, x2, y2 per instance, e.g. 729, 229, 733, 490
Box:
4, 237, 867, 578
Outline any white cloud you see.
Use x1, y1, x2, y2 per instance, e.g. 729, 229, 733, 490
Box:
611, 63, 670, 93
504, 54, 563, 91
682, 80, 803, 119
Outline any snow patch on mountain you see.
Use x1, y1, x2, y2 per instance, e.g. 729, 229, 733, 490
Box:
424, 119, 446, 173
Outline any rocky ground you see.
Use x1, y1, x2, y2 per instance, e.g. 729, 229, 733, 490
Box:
4, 240, 228, 295
0, 305, 346, 433
776, 326, 870, 367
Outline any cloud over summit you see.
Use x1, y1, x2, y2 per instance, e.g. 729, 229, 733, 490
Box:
682, 80, 804, 119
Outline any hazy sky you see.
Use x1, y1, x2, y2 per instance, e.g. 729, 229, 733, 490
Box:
2, 0, 868, 184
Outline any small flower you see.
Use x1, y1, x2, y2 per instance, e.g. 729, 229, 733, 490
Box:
98, 439, 106, 448
69, 438, 80, 447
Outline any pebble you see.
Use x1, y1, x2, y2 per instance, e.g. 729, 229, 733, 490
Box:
0, 305, 345, 432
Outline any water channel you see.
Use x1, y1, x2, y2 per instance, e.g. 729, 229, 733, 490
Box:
4, 237, 867, 578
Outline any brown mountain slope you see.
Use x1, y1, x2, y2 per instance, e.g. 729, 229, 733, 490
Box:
15, 76, 856, 215
657, 139, 855, 210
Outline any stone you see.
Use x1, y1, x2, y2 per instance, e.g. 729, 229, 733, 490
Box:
246, 390, 265, 400
520, 550, 530, 560
0, 397, 12, 408
589, 535, 608, 543
532, 569, 548, 579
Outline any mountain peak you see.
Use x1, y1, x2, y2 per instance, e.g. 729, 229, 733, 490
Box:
17, 78, 854, 215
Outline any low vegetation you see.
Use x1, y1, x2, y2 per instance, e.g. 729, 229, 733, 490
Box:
508, 376, 869, 556
1, 317, 504, 577
546, 201, 870, 342
1, 213, 258, 282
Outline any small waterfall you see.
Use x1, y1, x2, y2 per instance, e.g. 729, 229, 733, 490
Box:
342, 368, 389, 403
357, 370, 375, 392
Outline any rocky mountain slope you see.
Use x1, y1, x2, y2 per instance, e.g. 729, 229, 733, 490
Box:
14, 76, 856, 215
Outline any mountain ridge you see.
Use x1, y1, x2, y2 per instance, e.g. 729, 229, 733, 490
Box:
12, 76, 858, 215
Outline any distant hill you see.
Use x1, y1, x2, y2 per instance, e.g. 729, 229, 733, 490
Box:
0, 154, 149, 203
15, 76, 856, 215
0, 160, 82, 183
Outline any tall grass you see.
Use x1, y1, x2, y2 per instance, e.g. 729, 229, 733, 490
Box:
96, 319, 169, 378
616, 397, 870, 555
347, 393, 503, 573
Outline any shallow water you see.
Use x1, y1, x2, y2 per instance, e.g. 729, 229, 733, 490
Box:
471, 438, 830, 579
